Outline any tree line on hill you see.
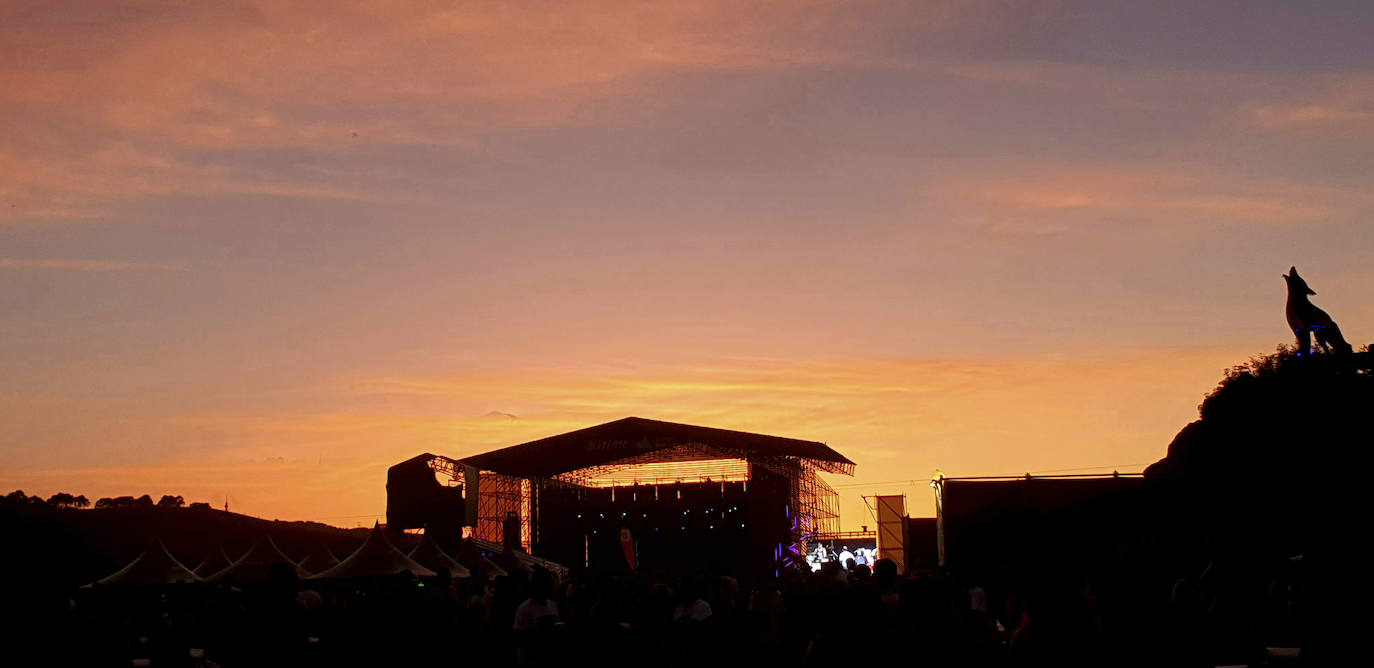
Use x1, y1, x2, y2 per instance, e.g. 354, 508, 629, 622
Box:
3, 489, 211, 511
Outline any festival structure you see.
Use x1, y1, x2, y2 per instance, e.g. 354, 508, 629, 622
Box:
930, 473, 1149, 577
387, 417, 855, 574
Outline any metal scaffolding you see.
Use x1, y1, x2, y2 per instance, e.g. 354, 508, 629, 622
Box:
544, 442, 847, 560
745, 455, 841, 559
796, 464, 841, 552
467, 446, 850, 557
474, 472, 529, 548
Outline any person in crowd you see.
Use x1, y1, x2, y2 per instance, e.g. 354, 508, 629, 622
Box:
673, 576, 713, 622
513, 567, 561, 664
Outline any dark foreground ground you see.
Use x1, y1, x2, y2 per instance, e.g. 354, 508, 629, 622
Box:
10, 552, 1314, 668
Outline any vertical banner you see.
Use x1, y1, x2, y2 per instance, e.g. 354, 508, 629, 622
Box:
463, 464, 480, 528
619, 526, 636, 570
933, 478, 946, 568
876, 495, 907, 574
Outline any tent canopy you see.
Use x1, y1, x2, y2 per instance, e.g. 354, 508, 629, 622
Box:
471, 537, 568, 578
91, 539, 199, 586
408, 534, 470, 578
455, 539, 507, 579
192, 545, 233, 577
204, 535, 308, 583
298, 542, 342, 576
311, 524, 436, 579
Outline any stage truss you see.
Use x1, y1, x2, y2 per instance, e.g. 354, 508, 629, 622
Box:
473, 472, 531, 548
469, 442, 850, 556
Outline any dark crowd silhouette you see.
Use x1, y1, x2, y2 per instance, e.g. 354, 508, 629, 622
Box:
33, 548, 1315, 667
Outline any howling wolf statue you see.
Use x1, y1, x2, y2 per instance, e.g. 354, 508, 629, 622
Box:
1283, 266, 1352, 356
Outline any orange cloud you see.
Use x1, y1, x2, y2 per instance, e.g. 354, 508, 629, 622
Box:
9, 1, 1365, 226
1, 1, 974, 222
2, 0, 937, 147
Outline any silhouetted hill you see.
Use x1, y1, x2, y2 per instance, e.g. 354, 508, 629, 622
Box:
0, 503, 380, 589
1146, 346, 1373, 559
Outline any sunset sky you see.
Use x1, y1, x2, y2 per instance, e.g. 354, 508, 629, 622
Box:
3, 1, 1372, 529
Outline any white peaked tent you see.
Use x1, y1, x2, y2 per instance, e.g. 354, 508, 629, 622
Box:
89, 539, 200, 586
298, 542, 341, 576
204, 535, 308, 583
310, 524, 436, 579
455, 539, 508, 578
407, 534, 470, 578
471, 537, 569, 578
192, 545, 234, 578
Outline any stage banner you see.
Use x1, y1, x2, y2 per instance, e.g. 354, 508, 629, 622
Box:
619, 526, 636, 569
876, 495, 907, 574
463, 464, 480, 527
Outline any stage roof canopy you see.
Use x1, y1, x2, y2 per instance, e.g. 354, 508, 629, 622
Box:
459, 416, 855, 478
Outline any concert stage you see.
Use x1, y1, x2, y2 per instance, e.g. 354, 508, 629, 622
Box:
387, 417, 855, 575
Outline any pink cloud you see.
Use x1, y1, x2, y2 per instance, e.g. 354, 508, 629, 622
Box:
946, 165, 1367, 224
1252, 104, 1374, 127
1241, 73, 1374, 132
2, 1, 958, 221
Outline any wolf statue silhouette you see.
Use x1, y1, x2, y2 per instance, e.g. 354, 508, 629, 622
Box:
1283, 266, 1352, 356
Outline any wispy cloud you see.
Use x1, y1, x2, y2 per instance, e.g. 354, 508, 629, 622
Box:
1239, 72, 1374, 133
0, 1, 973, 222
0, 1, 946, 151
7, 1, 1368, 225
0, 144, 367, 223
0, 258, 182, 271
946, 165, 1370, 225
1252, 105, 1374, 127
